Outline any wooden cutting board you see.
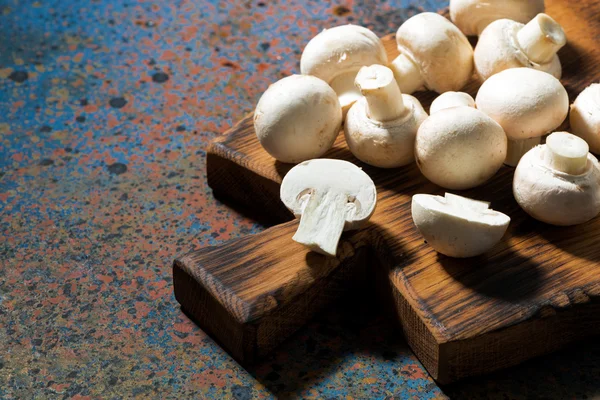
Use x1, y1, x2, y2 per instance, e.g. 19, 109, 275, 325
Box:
173, 0, 600, 384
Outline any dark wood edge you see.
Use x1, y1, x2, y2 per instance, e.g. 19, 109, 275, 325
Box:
173, 259, 257, 363
437, 296, 600, 384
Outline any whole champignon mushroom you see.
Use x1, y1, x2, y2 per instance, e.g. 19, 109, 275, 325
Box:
344, 65, 428, 168
389, 13, 474, 95
254, 75, 342, 163
450, 0, 545, 37
280, 159, 377, 256
300, 25, 388, 113
415, 92, 507, 190
570, 84, 600, 155
474, 13, 566, 81
514, 132, 600, 226
476, 68, 569, 167
412, 193, 511, 258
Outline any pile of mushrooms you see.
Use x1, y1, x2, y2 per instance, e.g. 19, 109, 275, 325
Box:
249, 3, 600, 258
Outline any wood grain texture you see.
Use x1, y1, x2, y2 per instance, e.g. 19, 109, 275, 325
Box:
174, 0, 600, 383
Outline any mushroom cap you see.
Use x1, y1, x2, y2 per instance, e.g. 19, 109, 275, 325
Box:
450, 0, 545, 36
570, 83, 600, 154
254, 75, 342, 164
280, 159, 377, 230
412, 193, 510, 258
513, 144, 600, 226
429, 91, 475, 114
415, 106, 507, 190
300, 25, 388, 109
476, 68, 569, 140
344, 95, 428, 168
396, 13, 473, 93
474, 19, 562, 81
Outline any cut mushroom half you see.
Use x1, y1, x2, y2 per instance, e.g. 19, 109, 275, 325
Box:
513, 132, 600, 226
280, 159, 377, 257
300, 25, 388, 113
412, 193, 511, 258
475, 13, 566, 81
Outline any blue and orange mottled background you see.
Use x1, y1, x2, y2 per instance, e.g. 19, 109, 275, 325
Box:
1, 0, 599, 398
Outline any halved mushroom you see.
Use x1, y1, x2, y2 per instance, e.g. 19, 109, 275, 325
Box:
412, 193, 511, 258
570, 83, 600, 155
280, 159, 377, 256
254, 75, 342, 163
513, 132, 600, 226
344, 65, 428, 168
390, 13, 474, 95
476, 68, 569, 166
450, 0, 545, 37
474, 13, 566, 81
300, 25, 388, 113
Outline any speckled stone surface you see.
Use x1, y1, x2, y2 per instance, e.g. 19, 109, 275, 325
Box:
0, 0, 598, 398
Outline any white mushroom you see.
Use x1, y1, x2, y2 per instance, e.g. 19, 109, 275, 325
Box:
415, 93, 507, 190
254, 75, 342, 163
344, 65, 428, 168
570, 83, 600, 155
429, 91, 476, 114
513, 132, 600, 226
412, 193, 511, 258
475, 68, 569, 167
280, 159, 377, 256
474, 13, 566, 81
300, 25, 388, 113
450, 0, 545, 37
389, 13, 474, 95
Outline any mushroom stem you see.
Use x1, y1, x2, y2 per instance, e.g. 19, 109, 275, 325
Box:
292, 189, 348, 257
543, 132, 589, 175
355, 65, 406, 122
389, 53, 425, 95
505, 137, 542, 167
517, 13, 566, 64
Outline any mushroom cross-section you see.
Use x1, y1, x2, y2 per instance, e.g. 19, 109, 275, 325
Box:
450, 0, 545, 37
474, 13, 566, 81
513, 132, 600, 226
389, 12, 474, 95
476, 68, 569, 167
412, 193, 511, 258
300, 25, 388, 113
254, 74, 342, 164
570, 83, 600, 155
280, 159, 377, 257
344, 64, 428, 168
414, 92, 507, 190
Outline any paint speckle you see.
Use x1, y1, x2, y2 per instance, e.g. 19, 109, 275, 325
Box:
39, 158, 54, 166
109, 97, 127, 109
107, 162, 128, 175
333, 5, 351, 16
75, 116, 86, 123
39, 125, 52, 133
259, 42, 270, 52
8, 70, 28, 83
152, 72, 169, 83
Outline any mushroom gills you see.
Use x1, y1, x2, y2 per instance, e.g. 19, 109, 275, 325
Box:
292, 189, 351, 257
